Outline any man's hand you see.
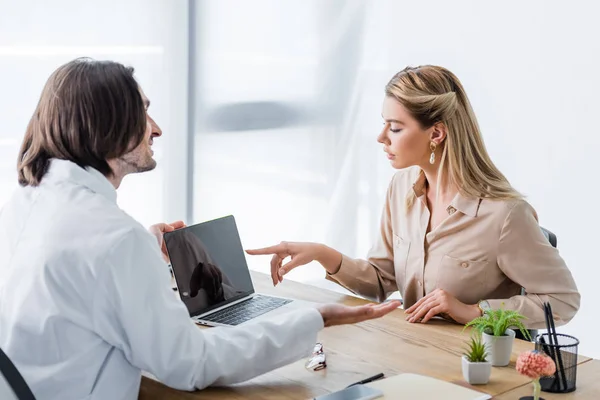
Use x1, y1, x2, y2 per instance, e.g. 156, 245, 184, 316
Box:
404, 289, 481, 325
317, 300, 401, 327
148, 220, 186, 263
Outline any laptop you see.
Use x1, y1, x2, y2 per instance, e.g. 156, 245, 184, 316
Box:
164, 215, 305, 327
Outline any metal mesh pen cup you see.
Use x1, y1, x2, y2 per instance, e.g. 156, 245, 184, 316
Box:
535, 333, 579, 393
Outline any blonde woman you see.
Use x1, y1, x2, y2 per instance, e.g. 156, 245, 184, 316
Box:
247, 65, 580, 329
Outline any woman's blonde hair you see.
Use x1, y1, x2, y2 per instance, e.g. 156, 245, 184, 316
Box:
385, 65, 521, 207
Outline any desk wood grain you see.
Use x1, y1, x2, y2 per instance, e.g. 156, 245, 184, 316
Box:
139, 272, 591, 399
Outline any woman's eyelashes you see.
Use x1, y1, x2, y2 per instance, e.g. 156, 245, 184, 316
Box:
382, 121, 402, 133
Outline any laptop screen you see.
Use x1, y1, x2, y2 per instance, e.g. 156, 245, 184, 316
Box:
164, 215, 255, 317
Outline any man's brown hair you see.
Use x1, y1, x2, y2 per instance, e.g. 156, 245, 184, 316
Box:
17, 58, 147, 186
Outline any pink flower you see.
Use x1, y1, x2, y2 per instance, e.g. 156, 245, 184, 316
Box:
516, 350, 556, 379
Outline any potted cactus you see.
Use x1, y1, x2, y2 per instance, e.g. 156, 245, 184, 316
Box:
462, 333, 492, 385
464, 306, 531, 367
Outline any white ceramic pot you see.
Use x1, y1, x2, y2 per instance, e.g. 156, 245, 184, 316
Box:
461, 356, 492, 385
482, 329, 515, 367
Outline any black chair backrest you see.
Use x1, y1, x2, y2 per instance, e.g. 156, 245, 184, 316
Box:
0, 348, 36, 400
541, 227, 557, 248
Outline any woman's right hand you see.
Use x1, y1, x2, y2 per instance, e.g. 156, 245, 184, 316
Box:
246, 242, 341, 286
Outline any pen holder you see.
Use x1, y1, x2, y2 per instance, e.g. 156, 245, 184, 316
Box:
535, 333, 579, 393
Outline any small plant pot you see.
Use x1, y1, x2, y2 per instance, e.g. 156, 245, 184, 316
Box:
461, 356, 492, 385
483, 329, 515, 367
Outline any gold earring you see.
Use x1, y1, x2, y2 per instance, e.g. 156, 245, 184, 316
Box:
429, 142, 436, 164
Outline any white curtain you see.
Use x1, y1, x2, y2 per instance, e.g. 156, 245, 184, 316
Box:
192, 0, 395, 287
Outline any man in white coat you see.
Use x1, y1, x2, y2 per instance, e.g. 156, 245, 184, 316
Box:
0, 58, 400, 400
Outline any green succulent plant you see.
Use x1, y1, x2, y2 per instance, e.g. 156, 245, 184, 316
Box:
463, 333, 489, 363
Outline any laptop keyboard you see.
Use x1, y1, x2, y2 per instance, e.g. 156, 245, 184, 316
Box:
201, 295, 292, 326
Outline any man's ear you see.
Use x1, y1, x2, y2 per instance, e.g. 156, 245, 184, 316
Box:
429, 122, 447, 146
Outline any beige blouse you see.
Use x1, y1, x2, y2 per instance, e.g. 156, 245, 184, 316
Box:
327, 167, 580, 329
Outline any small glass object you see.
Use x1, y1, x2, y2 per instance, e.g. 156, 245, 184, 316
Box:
305, 342, 326, 371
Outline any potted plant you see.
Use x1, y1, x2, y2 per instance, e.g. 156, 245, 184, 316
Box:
462, 333, 492, 385
464, 306, 531, 367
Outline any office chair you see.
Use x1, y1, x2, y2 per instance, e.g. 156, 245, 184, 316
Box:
0, 348, 36, 400
515, 226, 557, 342
541, 227, 557, 248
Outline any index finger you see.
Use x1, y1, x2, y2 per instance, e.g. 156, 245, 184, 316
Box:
169, 220, 186, 229
350, 301, 401, 323
370, 300, 402, 317
405, 292, 434, 314
245, 244, 284, 255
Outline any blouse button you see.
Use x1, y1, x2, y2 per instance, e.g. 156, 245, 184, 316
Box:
447, 206, 456, 215
461, 262, 468, 268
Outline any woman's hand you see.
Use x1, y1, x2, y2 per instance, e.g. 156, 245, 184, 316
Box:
404, 288, 481, 325
246, 242, 341, 286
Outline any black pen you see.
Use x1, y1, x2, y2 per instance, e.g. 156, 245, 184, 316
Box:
345, 373, 385, 388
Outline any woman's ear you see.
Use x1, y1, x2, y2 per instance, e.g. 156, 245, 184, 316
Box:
429, 122, 447, 145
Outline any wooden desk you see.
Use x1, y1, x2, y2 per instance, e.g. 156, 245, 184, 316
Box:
139, 272, 592, 399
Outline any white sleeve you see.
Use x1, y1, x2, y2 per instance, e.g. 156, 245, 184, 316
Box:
91, 228, 324, 390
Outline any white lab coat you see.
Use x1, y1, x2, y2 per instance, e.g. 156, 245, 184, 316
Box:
0, 159, 324, 400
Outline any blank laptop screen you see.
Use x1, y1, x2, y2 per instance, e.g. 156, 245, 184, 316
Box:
164, 215, 254, 317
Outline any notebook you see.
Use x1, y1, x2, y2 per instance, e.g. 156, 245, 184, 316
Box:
365, 373, 491, 400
